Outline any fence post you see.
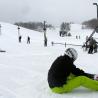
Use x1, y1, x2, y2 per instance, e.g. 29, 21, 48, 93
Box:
51, 41, 54, 46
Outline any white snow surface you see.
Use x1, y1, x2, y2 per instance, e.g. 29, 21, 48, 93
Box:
0, 22, 98, 98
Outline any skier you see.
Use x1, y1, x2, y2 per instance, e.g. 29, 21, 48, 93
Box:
48, 48, 98, 93
88, 37, 96, 54
93, 39, 98, 53
27, 36, 30, 44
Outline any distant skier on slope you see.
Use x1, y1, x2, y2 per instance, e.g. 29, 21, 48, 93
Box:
27, 36, 30, 44
48, 48, 98, 93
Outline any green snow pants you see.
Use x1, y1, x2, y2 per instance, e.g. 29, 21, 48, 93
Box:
51, 76, 98, 93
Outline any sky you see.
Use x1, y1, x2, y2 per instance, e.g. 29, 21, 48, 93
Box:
0, 0, 98, 25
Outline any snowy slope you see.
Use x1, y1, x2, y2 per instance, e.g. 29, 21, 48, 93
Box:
0, 22, 98, 98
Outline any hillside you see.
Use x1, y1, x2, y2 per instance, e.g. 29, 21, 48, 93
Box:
0, 22, 98, 98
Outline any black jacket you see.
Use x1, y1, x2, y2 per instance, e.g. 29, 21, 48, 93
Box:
48, 54, 94, 88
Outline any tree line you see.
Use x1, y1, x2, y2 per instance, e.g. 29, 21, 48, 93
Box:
60, 22, 70, 32
14, 22, 54, 32
82, 18, 98, 29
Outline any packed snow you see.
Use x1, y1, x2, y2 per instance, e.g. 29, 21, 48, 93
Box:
0, 22, 98, 98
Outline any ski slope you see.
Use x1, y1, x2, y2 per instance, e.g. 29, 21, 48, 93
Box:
0, 22, 98, 98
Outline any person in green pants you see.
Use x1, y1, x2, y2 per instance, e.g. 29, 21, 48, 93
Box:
48, 48, 98, 93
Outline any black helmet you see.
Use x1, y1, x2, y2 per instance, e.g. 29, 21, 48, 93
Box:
65, 48, 78, 61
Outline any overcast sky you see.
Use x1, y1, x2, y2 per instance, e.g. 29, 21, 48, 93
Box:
0, 0, 97, 25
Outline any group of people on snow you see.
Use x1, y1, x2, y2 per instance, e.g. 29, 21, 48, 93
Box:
18, 35, 30, 44
88, 37, 98, 54
83, 37, 98, 54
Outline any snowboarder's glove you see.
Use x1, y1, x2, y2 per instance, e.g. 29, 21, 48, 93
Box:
94, 74, 98, 80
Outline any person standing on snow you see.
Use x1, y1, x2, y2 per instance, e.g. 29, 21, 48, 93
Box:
27, 36, 30, 44
88, 38, 94, 54
48, 48, 98, 93
93, 39, 98, 53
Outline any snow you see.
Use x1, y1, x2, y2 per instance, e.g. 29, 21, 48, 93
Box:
0, 22, 98, 98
